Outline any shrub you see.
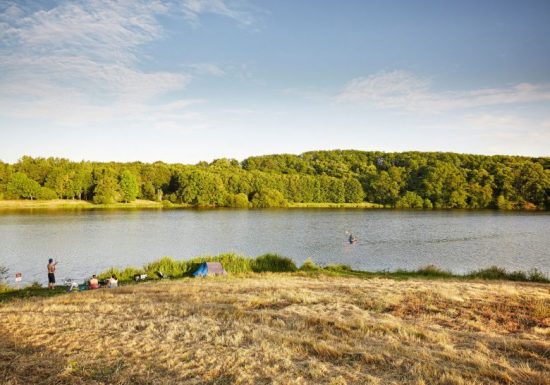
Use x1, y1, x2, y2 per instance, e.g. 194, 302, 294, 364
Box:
415, 265, 453, 277
0, 265, 8, 292
37, 187, 58, 200
144, 256, 186, 279
0, 264, 8, 283
162, 200, 174, 208
323, 264, 352, 273
465, 266, 548, 283
98, 266, 144, 283
467, 266, 508, 280
300, 258, 321, 271
252, 254, 297, 272
250, 189, 288, 208
227, 193, 249, 208
527, 268, 549, 283
185, 253, 253, 275
396, 191, 424, 208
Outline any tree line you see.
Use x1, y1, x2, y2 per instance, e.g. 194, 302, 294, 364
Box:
0, 150, 548, 209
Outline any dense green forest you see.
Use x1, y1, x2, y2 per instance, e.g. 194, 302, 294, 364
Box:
0, 151, 548, 209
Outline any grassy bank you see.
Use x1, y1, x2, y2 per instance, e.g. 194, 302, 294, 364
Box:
2, 254, 547, 304
1, 273, 548, 385
288, 202, 383, 208
0, 199, 191, 210
0, 199, 385, 210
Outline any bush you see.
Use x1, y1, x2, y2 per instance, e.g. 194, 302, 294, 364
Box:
37, 187, 58, 200
144, 256, 187, 279
185, 253, 253, 275
98, 266, 144, 283
0, 264, 8, 292
396, 191, 424, 208
466, 266, 548, 283
227, 193, 249, 208
250, 189, 288, 208
323, 264, 352, 273
527, 268, 549, 283
0, 264, 8, 283
252, 254, 297, 272
467, 266, 508, 280
300, 258, 321, 271
415, 265, 453, 277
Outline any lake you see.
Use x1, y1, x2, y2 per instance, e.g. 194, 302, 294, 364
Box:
0, 209, 549, 285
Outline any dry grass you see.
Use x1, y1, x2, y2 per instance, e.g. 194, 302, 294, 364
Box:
0, 275, 548, 385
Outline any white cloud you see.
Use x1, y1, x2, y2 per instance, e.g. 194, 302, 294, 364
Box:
0, 0, 254, 130
336, 70, 550, 113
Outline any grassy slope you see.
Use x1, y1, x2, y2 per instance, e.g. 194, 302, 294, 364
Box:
0, 274, 548, 385
0, 199, 383, 210
0, 199, 192, 210
288, 202, 383, 208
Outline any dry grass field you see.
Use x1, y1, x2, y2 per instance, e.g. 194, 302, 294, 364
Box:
0, 274, 549, 385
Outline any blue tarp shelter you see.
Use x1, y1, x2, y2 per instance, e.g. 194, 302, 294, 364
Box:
192, 262, 227, 277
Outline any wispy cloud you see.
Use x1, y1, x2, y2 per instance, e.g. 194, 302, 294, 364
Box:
0, 0, 254, 128
336, 70, 550, 113
180, 0, 256, 26
185, 62, 226, 77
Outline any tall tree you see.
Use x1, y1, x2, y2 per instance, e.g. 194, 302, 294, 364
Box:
7, 172, 41, 200
119, 170, 139, 203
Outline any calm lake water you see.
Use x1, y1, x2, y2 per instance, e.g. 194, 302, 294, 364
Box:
0, 209, 549, 285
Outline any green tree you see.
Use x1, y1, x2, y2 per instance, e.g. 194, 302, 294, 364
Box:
251, 189, 288, 208
369, 170, 402, 206
0, 161, 11, 199
226, 193, 249, 208
496, 195, 513, 210
7, 172, 41, 200
177, 170, 226, 206
513, 162, 547, 207
93, 174, 121, 204
319, 176, 345, 203
119, 170, 139, 203
396, 191, 424, 208
343, 178, 365, 203
423, 162, 468, 208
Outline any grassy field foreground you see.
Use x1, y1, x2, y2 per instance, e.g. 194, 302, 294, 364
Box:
0, 274, 549, 385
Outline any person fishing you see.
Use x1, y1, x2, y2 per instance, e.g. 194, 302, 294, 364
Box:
47, 258, 58, 289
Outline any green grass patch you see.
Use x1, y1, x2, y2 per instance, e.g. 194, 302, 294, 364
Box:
252, 253, 297, 272
288, 202, 383, 209
1, 256, 547, 304
466, 266, 549, 283
0, 284, 68, 302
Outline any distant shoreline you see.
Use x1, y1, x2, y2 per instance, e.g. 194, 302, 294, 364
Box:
0, 199, 544, 211
0, 199, 386, 210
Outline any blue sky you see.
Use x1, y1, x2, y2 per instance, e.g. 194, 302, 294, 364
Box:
1, 0, 549, 163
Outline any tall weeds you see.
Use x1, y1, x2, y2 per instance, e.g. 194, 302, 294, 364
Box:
94, 257, 549, 284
